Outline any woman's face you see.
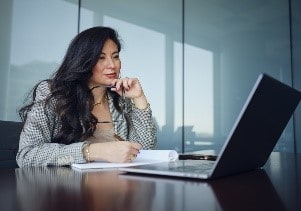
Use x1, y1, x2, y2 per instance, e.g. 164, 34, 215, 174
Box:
89, 39, 121, 88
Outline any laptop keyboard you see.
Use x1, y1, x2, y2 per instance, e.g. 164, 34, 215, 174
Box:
168, 160, 215, 175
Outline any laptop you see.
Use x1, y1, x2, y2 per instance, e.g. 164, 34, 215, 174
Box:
120, 73, 301, 179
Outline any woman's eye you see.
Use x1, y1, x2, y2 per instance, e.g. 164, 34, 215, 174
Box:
99, 56, 105, 60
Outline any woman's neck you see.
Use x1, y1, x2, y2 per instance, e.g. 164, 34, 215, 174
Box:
90, 86, 107, 105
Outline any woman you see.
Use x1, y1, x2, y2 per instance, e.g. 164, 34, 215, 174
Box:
16, 26, 156, 167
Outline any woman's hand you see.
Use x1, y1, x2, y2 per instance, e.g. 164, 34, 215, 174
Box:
111, 77, 148, 109
88, 141, 142, 163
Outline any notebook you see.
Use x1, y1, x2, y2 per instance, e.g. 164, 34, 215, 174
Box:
71, 150, 178, 171
119, 73, 301, 179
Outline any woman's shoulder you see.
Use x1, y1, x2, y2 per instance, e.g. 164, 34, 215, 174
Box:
35, 80, 51, 100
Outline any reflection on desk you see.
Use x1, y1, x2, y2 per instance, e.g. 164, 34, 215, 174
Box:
209, 170, 285, 211
0, 152, 300, 211
14, 167, 154, 211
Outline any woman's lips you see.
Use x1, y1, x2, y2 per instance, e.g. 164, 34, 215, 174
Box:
105, 73, 117, 79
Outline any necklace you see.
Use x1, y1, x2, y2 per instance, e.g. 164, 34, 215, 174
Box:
93, 95, 107, 107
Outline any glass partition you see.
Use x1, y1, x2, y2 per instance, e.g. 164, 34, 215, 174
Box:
0, 0, 78, 120
291, 0, 301, 153
0, 0, 299, 153
184, 0, 294, 153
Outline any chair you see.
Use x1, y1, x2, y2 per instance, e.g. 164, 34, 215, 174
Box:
0, 120, 23, 168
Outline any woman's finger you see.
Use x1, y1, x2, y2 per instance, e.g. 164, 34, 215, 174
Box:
122, 78, 130, 90
127, 78, 135, 88
115, 79, 123, 90
129, 148, 140, 157
131, 142, 142, 150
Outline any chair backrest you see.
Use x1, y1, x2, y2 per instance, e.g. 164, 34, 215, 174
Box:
0, 120, 23, 168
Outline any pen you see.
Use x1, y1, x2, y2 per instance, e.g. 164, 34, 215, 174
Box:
178, 154, 217, 161
114, 133, 126, 142
90, 85, 117, 91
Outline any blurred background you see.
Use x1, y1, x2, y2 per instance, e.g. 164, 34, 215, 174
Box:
0, 0, 300, 153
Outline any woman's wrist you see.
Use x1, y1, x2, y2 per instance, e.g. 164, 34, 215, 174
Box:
87, 143, 105, 162
132, 94, 148, 110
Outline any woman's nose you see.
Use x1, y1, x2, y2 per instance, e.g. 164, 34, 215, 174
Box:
106, 58, 115, 68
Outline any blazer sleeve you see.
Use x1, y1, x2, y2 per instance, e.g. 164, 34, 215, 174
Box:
16, 82, 87, 167
127, 101, 157, 150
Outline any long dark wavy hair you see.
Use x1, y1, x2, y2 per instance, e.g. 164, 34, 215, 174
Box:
19, 26, 122, 144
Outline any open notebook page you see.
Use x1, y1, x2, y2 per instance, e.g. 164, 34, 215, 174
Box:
71, 150, 178, 170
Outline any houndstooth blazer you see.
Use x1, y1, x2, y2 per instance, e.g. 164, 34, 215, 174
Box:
16, 81, 157, 167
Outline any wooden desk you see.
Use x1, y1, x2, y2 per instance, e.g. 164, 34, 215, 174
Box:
0, 152, 300, 211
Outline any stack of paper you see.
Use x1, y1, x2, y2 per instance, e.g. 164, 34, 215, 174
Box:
71, 150, 178, 170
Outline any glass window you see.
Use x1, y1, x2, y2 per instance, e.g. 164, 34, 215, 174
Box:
0, 0, 78, 120
184, 0, 294, 153
291, 0, 301, 153
1, 0, 298, 153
